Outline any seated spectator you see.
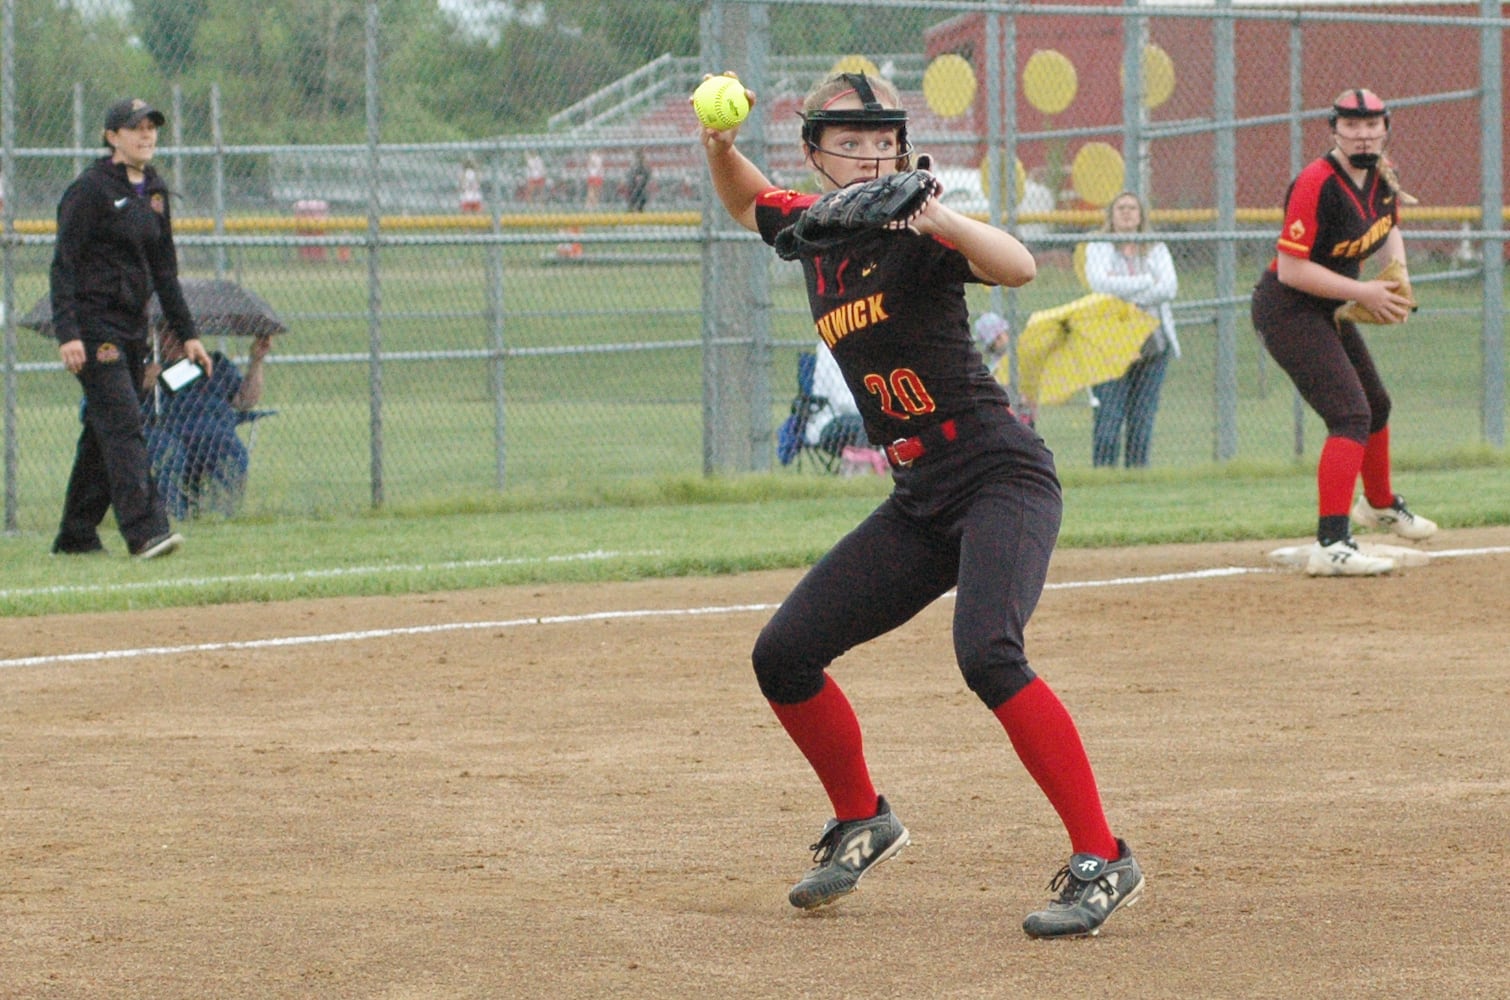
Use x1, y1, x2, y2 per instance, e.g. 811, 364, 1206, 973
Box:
974, 311, 1038, 427
807, 341, 864, 454
143, 328, 273, 518
810, 343, 886, 475
973, 311, 1011, 367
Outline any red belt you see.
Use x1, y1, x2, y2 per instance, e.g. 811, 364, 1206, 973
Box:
885, 419, 959, 469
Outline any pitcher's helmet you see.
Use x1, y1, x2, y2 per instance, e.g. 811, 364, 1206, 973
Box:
800, 73, 912, 170
1329, 88, 1390, 129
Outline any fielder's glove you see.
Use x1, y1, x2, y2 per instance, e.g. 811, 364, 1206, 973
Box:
774, 166, 942, 261
1334, 257, 1417, 326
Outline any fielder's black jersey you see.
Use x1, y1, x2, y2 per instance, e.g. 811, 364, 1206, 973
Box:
1266, 153, 1400, 293
755, 188, 1011, 449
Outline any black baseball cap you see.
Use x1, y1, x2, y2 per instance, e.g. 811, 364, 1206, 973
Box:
103, 98, 165, 132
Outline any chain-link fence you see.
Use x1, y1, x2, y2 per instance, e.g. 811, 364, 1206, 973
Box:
2, 0, 1505, 533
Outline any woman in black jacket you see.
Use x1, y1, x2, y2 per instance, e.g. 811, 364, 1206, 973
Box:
50, 97, 211, 558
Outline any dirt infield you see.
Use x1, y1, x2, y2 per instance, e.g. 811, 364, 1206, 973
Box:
4, 528, 1508, 1000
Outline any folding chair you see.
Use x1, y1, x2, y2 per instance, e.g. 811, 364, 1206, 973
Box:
147, 408, 276, 518
777, 351, 866, 474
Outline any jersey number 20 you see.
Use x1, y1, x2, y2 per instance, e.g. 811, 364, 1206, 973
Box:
863, 367, 936, 421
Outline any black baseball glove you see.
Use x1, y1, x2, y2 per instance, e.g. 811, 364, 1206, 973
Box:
774, 167, 942, 261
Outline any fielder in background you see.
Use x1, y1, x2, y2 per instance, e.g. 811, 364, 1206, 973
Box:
1249, 88, 1436, 577
1083, 191, 1180, 468
698, 70, 1144, 939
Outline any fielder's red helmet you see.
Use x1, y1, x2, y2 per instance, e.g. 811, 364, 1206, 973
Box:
1329, 88, 1390, 128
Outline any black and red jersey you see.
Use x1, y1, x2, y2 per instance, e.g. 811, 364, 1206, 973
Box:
1267, 153, 1400, 283
755, 187, 1010, 448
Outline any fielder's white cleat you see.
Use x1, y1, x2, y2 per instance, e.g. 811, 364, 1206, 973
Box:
1306, 538, 1394, 577
1350, 494, 1437, 541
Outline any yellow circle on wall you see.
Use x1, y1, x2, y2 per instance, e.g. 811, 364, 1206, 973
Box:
831, 55, 880, 79
1023, 50, 1077, 115
922, 54, 977, 118
978, 155, 1028, 204
1143, 44, 1176, 108
1070, 142, 1125, 207
1119, 43, 1176, 109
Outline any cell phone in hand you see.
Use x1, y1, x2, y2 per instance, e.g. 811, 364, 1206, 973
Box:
158, 357, 204, 394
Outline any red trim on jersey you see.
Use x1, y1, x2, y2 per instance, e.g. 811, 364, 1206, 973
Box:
755, 187, 818, 217
1276, 159, 1330, 260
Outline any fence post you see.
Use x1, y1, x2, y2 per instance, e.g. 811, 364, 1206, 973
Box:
1121, 0, 1144, 200
487, 153, 508, 490
1480, 0, 1505, 446
1212, 0, 1239, 462
211, 82, 228, 280
1, 0, 14, 532
365, 0, 384, 507
699, 1, 772, 474
1287, 16, 1304, 458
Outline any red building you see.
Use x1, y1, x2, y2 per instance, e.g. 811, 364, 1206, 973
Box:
923, 2, 1502, 217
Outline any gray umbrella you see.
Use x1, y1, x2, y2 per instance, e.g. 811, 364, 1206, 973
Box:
20, 277, 288, 338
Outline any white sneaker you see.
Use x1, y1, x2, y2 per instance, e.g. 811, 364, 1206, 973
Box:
132, 531, 184, 560
1306, 538, 1394, 577
1351, 494, 1437, 541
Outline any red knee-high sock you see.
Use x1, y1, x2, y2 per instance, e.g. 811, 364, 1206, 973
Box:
1317, 435, 1366, 517
992, 678, 1118, 859
769, 675, 878, 821
1359, 427, 1394, 508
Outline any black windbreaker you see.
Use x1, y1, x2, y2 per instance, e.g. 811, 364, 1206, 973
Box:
49, 155, 197, 346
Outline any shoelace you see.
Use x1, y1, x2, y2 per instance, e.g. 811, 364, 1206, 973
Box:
807, 823, 842, 864
1044, 864, 1108, 904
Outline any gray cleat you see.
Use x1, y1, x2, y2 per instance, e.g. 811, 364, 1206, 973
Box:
1022, 839, 1144, 939
788, 795, 909, 910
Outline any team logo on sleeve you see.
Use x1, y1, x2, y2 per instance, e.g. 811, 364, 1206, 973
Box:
95, 342, 120, 363
1287, 219, 1307, 242
150, 193, 165, 215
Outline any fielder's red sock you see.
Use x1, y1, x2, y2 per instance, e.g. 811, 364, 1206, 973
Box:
992, 678, 1118, 860
1317, 435, 1366, 517
1359, 427, 1395, 509
769, 675, 878, 821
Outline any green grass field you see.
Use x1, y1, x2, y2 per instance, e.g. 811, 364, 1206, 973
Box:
3, 230, 1504, 612
2, 451, 1506, 618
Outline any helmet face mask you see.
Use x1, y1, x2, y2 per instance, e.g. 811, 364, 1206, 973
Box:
1328, 88, 1389, 169
801, 73, 913, 175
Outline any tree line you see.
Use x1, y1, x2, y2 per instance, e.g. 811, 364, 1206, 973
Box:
12, 0, 942, 147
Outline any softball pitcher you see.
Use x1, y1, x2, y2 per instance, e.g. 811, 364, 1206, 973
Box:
699, 71, 1143, 939
1250, 88, 1437, 577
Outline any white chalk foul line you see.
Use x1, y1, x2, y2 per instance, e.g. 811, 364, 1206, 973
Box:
3, 545, 1505, 671
0, 549, 656, 601
0, 604, 778, 670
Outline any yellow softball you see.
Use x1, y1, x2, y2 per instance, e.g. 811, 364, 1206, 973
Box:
692, 76, 749, 131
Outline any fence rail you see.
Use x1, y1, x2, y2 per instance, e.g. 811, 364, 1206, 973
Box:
1, 0, 1504, 535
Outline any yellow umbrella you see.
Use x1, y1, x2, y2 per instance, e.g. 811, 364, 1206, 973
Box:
994, 292, 1158, 406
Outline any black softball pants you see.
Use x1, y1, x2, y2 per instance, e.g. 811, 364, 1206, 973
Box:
752, 473, 1060, 711
54, 338, 170, 553
1251, 271, 1391, 443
